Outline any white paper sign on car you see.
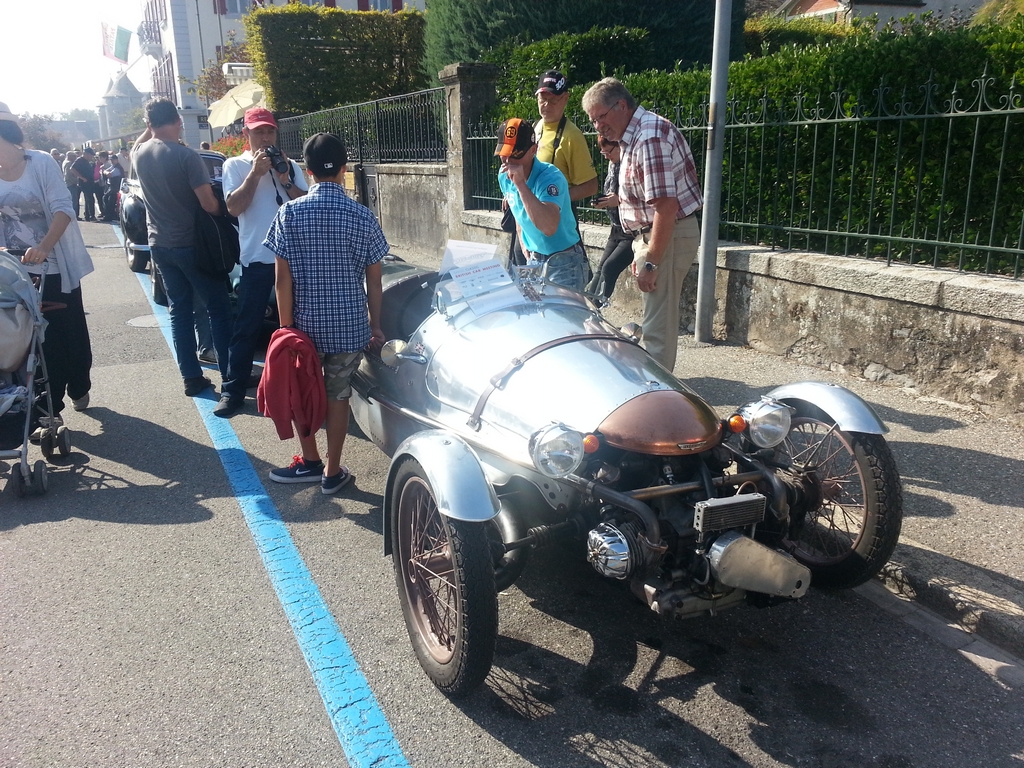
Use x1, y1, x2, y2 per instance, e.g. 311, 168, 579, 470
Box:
449, 259, 512, 299
439, 240, 498, 275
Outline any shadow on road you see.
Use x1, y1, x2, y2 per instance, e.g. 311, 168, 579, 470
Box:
451, 546, 1023, 768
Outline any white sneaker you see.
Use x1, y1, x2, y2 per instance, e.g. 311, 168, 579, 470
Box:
72, 393, 90, 411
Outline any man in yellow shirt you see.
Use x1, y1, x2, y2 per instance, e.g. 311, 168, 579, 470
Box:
535, 70, 599, 202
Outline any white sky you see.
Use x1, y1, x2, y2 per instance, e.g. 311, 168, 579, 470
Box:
4, 0, 152, 117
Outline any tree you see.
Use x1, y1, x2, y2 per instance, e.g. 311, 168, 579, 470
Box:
122, 107, 146, 132
192, 32, 250, 103
423, 0, 746, 82
19, 114, 69, 152
59, 108, 99, 122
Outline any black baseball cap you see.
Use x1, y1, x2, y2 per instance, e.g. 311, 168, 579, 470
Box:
536, 70, 568, 96
303, 132, 347, 177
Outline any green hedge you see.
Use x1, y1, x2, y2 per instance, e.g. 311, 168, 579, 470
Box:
616, 17, 1024, 112
743, 14, 867, 56
424, 0, 745, 87
243, 5, 428, 117
482, 26, 653, 120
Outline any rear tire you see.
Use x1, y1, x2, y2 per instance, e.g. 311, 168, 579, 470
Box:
126, 241, 148, 273
391, 458, 497, 697
781, 412, 903, 589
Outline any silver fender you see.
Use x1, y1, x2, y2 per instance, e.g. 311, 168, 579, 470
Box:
383, 430, 500, 556
767, 381, 888, 435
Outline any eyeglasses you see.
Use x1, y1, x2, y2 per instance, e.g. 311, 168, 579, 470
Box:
589, 102, 619, 128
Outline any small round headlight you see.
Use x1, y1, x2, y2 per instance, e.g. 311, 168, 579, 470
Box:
529, 424, 585, 478
737, 397, 792, 449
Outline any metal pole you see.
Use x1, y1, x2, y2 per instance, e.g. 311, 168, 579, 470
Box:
695, 0, 733, 343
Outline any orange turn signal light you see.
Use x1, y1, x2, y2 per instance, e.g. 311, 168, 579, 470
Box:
728, 414, 747, 433
582, 434, 601, 454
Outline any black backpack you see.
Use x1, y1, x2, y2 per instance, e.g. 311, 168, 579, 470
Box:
193, 205, 240, 277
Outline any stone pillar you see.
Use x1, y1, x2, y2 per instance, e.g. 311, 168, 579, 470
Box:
439, 62, 498, 242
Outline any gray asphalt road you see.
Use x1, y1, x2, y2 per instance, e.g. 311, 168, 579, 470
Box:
2, 224, 1022, 768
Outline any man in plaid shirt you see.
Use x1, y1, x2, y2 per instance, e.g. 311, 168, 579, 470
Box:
263, 132, 387, 494
582, 77, 703, 372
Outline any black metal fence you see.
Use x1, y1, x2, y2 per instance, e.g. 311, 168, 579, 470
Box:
277, 87, 447, 165
467, 74, 1024, 279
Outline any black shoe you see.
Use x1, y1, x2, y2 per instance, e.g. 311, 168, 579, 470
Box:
246, 372, 262, 389
213, 394, 243, 418
184, 376, 214, 396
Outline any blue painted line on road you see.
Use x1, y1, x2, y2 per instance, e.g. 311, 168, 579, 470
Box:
127, 257, 409, 768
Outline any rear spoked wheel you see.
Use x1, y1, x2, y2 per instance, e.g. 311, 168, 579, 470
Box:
781, 413, 903, 589
391, 458, 497, 697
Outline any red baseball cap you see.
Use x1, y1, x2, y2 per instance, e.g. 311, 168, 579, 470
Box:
244, 107, 277, 129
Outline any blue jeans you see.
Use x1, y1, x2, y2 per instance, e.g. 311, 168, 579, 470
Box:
531, 242, 588, 292
151, 246, 232, 381
221, 261, 275, 401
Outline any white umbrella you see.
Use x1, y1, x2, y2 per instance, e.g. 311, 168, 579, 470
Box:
207, 80, 265, 128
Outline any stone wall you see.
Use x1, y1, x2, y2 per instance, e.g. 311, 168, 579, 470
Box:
375, 163, 448, 263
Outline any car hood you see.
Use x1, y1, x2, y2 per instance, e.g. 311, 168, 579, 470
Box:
418, 291, 721, 455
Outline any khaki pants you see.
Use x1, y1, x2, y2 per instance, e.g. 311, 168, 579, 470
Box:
631, 214, 700, 372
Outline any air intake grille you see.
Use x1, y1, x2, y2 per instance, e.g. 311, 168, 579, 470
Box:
694, 493, 766, 534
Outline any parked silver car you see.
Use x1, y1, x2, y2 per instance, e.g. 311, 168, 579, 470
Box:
352, 257, 904, 697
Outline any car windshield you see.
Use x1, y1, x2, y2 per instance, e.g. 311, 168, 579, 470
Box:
202, 155, 224, 183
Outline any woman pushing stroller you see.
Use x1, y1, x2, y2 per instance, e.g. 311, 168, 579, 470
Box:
0, 102, 93, 420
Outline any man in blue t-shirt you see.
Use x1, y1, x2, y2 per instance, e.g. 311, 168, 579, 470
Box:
496, 117, 587, 291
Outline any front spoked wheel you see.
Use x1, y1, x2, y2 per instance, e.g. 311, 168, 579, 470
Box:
391, 458, 497, 697
781, 414, 903, 589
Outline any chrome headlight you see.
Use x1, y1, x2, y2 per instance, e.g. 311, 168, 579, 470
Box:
737, 397, 792, 449
529, 424, 585, 478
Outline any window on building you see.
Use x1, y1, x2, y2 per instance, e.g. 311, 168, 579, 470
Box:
151, 53, 177, 104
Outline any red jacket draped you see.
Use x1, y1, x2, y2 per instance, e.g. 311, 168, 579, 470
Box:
257, 327, 326, 440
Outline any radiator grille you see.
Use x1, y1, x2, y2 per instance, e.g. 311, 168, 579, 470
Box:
694, 493, 766, 534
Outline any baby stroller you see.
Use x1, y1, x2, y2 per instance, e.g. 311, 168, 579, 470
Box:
0, 250, 70, 497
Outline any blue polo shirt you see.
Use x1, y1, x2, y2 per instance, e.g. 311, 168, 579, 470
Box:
263, 182, 388, 354
498, 159, 579, 255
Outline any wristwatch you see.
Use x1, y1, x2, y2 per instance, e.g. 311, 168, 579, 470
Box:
643, 261, 658, 272
283, 182, 293, 190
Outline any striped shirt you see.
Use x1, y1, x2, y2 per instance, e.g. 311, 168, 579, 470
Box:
617, 106, 703, 232
263, 182, 388, 354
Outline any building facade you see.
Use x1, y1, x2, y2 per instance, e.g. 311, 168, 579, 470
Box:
137, 0, 423, 147
778, 0, 977, 24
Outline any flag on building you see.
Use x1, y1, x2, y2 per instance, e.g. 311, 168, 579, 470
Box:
101, 23, 132, 63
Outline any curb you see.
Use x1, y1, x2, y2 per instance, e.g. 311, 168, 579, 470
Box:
878, 537, 1024, 661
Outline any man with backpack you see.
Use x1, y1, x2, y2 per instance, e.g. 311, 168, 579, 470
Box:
133, 98, 232, 396
214, 107, 307, 418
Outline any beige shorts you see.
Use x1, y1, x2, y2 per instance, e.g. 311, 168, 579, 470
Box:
318, 350, 363, 400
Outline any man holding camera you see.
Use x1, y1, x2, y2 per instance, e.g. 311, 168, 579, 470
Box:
215, 107, 307, 418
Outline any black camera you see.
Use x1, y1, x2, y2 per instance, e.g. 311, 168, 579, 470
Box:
265, 145, 289, 175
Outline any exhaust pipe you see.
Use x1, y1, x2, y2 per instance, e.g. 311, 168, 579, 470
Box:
708, 531, 810, 598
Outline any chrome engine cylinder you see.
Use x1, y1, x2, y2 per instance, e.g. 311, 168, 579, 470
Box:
587, 521, 641, 580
